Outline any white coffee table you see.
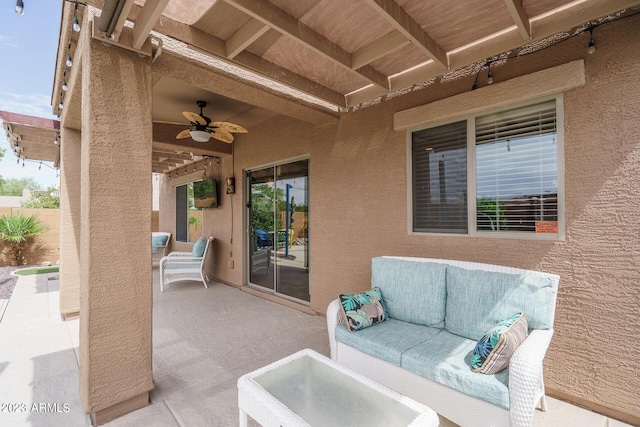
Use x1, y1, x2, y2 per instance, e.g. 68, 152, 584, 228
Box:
237, 349, 439, 427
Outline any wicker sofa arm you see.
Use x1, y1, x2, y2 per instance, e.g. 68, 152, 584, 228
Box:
509, 328, 554, 427
326, 299, 344, 360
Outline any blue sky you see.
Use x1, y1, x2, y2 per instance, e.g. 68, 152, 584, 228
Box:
0, 0, 62, 189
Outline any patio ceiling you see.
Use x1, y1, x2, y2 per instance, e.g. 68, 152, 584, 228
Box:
55, 0, 640, 174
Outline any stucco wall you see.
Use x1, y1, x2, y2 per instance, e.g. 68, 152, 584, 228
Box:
0, 207, 60, 266
158, 16, 639, 422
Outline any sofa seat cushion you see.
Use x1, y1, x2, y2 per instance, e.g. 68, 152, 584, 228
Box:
402, 330, 510, 410
445, 265, 556, 341
372, 257, 447, 327
335, 319, 441, 367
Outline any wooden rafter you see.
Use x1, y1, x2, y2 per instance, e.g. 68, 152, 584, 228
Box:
504, 0, 531, 39
346, 0, 639, 106
222, 0, 390, 90
133, 0, 170, 49
352, 30, 410, 70
362, 0, 448, 68
111, 0, 135, 42
226, 19, 270, 59
83, 0, 638, 110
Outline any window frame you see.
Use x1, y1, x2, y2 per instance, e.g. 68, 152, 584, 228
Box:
407, 94, 565, 241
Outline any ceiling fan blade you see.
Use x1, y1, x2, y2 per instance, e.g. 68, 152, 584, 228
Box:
210, 130, 234, 143
209, 121, 248, 133
176, 129, 192, 139
153, 120, 187, 126
182, 111, 207, 126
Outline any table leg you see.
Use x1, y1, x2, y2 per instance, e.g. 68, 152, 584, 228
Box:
239, 408, 248, 427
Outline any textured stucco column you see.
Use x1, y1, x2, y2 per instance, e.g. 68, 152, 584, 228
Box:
78, 34, 153, 424
59, 127, 82, 318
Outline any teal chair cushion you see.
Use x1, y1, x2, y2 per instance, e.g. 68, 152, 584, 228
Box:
152, 234, 169, 246
192, 236, 207, 257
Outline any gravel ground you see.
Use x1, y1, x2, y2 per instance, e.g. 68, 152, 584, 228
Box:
0, 265, 40, 300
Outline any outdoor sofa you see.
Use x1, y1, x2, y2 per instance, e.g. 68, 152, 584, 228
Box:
327, 256, 560, 427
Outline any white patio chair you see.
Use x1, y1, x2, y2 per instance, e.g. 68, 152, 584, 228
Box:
152, 232, 171, 267
159, 236, 214, 292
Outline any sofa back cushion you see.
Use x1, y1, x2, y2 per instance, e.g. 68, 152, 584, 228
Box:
371, 257, 447, 328
445, 265, 558, 341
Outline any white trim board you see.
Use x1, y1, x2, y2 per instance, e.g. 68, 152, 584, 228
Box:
394, 59, 585, 131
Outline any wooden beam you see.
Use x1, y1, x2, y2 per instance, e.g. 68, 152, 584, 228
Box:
153, 160, 180, 167
352, 30, 410, 69
226, 18, 270, 59
132, 0, 170, 49
86, 1, 344, 107
160, 25, 344, 107
14, 135, 56, 145
362, 0, 448, 68
347, 0, 638, 107
152, 151, 192, 160
111, 0, 136, 42
154, 52, 340, 124
504, 0, 531, 39
223, 0, 390, 90
531, 0, 639, 40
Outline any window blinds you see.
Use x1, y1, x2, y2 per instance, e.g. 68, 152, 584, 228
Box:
412, 120, 468, 233
475, 100, 558, 233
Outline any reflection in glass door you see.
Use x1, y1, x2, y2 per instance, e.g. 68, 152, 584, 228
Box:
247, 159, 309, 302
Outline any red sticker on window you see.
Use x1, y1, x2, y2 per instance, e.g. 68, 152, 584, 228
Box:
536, 221, 558, 233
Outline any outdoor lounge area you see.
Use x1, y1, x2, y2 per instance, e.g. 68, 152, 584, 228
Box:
1, 0, 639, 425
0, 267, 632, 427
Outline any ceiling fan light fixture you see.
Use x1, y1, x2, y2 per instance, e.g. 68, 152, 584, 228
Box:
190, 129, 211, 142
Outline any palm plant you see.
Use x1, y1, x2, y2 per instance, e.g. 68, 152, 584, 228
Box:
0, 213, 48, 266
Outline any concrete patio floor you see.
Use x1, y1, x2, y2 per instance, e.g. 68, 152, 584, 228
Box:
0, 269, 632, 427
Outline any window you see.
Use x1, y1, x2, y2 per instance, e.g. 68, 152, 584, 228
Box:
175, 182, 203, 242
410, 97, 563, 239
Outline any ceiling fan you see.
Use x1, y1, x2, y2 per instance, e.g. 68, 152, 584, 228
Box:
175, 100, 248, 143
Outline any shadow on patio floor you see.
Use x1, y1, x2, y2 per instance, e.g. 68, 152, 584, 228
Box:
0, 267, 631, 427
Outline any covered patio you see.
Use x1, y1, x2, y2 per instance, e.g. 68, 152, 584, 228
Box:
4, 0, 638, 424
0, 268, 630, 426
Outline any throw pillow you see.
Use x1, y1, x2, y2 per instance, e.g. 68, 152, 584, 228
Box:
471, 312, 528, 374
192, 236, 207, 257
339, 287, 388, 332
152, 234, 169, 247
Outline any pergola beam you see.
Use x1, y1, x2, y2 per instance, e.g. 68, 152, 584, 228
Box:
504, 0, 531, 39
111, 0, 135, 42
362, 0, 448, 68
132, 0, 170, 49
226, 18, 270, 59
222, 0, 390, 90
352, 30, 410, 70
152, 151, 192, 160
347, 0, 638, 107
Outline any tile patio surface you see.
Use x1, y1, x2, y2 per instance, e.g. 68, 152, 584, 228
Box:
0, 269, 631, 426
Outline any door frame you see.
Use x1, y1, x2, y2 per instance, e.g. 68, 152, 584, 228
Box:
243, 155, 311, 305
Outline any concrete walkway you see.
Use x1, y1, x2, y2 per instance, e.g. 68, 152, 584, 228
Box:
0, 269, 632, 426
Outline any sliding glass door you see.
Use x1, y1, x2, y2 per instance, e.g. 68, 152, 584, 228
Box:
246, 159, 309, 303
